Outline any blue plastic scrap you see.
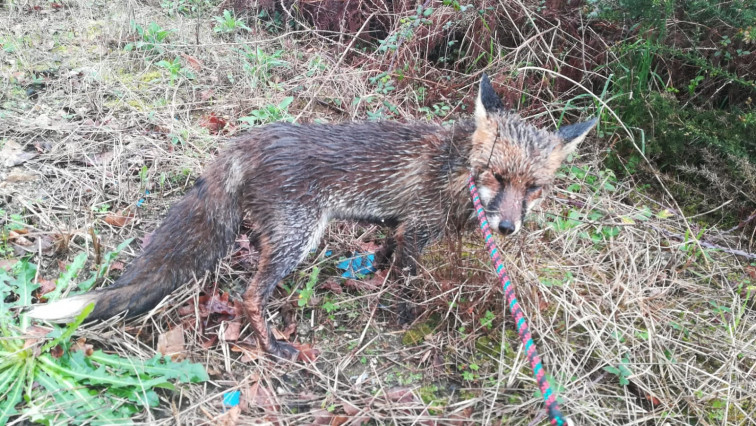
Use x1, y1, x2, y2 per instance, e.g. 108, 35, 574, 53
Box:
222, 390, 240, 408
336, 253, 376, 279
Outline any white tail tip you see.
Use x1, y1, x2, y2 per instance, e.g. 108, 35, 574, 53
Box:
25, 294, 98, 323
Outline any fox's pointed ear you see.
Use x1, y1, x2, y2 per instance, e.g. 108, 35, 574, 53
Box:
557, 117, 598, 156
475, 73, 505, 126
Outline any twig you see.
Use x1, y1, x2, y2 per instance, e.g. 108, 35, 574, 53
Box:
723, 209, 756, 234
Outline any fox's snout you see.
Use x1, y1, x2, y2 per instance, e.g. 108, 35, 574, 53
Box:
476, 184, 526, 237
497, 220, 517, 235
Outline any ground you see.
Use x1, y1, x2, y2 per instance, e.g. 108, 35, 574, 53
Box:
1, 1, 755, 425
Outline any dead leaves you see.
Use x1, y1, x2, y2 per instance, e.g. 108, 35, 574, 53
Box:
200, 112, 233, 135
157, 324, 186, 359
104, 209, 135, 228
0, 140, 38, 167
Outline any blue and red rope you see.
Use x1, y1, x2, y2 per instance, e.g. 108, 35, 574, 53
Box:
468, 173, 571, 426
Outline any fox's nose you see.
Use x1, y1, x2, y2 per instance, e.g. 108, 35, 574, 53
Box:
498, 220, 516, 235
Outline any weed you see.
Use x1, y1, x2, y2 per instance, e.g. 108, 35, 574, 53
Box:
239, 97, 294, 127
297, 267, 320, 307
0, 249, 207, 423
479, 310, 495, 330
0, 209, 26, 258
213, 10, 251, 35
238, 46, 288, 89
124, 22, 173, 54
156, 57, 196, 85
603, 356, 632, 386
160, 0, 214, 17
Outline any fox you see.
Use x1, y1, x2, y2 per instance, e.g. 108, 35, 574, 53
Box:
27, 74, 597, 359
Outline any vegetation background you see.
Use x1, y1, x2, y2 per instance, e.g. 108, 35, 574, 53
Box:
1, 0, 755, 424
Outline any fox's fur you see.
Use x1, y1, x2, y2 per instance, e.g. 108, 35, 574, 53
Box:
27, 74, 597, 359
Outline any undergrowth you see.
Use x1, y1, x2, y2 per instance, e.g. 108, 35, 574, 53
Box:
0, 247, 207, 423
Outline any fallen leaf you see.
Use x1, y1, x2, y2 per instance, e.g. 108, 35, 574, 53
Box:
35, 278, 56, 298
83, 151, 114, 166
9, 227, 28, 235
104, 210, 135, 227
246, 381, 279, 411
232, 344, 263, 362
0, 258, 18, 270
293, 342, 320, 362
70, 338, 94, 356
200, 335, 218, 349
746, 266, 756, 280
320, 278, 343, 294
331, 416, 349, 426
214, 405, 241, 426
342, 401, 360, 416
223, 320, 242, 341
199, 89, 214, 101
9, 231, 33, 246
50, 345, 64, 359
280, 322, 297, 339
384, 387, 416, 403
200, 292, 237, 317
200, 113, 229, 135
310, 409, 332, 425
4, 169, 39, 183
157, 324, 186, 358
23, 325, 51, 351
180, 53, 203, 71
446, 406, 474, 424
356, 241, 381, 252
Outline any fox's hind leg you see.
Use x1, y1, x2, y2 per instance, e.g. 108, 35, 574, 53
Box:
373, 234, 397, 270
242, 212, 328, 360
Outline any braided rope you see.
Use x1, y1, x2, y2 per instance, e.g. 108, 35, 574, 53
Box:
468, 174, 570, 426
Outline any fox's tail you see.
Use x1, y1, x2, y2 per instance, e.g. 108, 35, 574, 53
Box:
26, 157, 243, 323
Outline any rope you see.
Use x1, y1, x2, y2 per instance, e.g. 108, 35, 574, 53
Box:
468, 173, 571, 426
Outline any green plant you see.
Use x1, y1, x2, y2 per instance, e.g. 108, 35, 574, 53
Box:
479, 310, 495, 330
0, 248, 208, 423
160, 0, 214, 17
0, 209, 25, 258
418, 102, 451, 120
213, 9, 251, 35
91, 203, 111, 214
603, 356, 633, 386
124, 22, 173, 54
238, 46, 288, 89
156, 57, 196, 85
297, 266, 320, 307
460, 363, 479, 381
239, 97, 294, 127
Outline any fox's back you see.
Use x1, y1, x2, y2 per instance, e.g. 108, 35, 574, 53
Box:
230, 121, 474, 221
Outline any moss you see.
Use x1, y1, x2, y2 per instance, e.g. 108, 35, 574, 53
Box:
402, 323, 433, 346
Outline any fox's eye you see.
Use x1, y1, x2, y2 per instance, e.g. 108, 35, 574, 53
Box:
492, 172, 505, 183
527, 185, 542, 196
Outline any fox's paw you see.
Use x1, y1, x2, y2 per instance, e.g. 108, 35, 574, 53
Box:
268, 339, 299, 362
398, 301, 417, 326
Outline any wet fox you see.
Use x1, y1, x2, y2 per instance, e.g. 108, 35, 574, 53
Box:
27, 74, 597, 359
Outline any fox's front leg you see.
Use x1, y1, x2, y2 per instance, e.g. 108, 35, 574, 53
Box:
242, 214, 326, 360
393, 221, 437, 324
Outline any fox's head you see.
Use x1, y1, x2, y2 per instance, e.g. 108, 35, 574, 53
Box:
470, 73, 597, 236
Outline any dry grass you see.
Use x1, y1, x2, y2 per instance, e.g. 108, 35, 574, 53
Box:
1, 1, 755, 425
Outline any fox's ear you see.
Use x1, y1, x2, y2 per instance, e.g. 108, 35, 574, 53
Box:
475, 73, 505, 126
557, 117, 598, 156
